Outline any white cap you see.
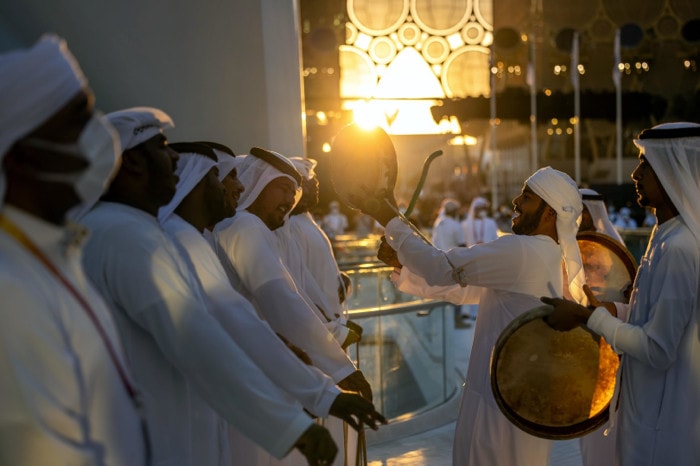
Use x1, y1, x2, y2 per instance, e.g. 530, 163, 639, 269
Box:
106, 107, 174, 151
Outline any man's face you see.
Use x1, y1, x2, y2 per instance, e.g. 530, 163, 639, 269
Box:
511, 185, 548, 235
8, 89, 95, 224
199, 166, 229, 226
301, 175, 320, 208
247, 176, 297, 230
631, 154, 669, 209
221, 167, 245, 217
578, 205, 595, 232
138, 134, 180, 208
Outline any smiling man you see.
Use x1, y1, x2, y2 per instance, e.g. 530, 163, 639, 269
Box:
210, 147, 376, 466
543, 123, 700, 466
368, 166, 584, 466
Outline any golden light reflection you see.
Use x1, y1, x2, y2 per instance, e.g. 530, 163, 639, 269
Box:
345, 99, 461, 135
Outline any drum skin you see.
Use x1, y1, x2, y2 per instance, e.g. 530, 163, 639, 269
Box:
491, 233, 636, 439
491, 305, 620, 439
329, 123, 398, 212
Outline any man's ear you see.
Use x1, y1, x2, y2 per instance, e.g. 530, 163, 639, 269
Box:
546, 205, 558, 220
120, 148, 147, 174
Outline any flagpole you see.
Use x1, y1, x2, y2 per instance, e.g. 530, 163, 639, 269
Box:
528, 34, 538, 173
572, 31, 581, 185
490, 44, 498, 208
614, 29, 623, 185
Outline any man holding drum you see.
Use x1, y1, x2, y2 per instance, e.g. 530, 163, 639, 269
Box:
543, 123, 700, 466
364, 166, 585, 466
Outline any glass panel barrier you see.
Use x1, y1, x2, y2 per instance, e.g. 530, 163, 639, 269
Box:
341, 262, 458, 421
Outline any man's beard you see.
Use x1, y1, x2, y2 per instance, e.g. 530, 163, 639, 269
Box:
512, 201, 548, 235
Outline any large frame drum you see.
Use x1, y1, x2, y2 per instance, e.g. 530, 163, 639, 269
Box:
491, 232, 637, 439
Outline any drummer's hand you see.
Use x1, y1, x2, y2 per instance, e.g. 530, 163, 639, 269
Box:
338, 370, 373, 402
583, 285, 618, 317
294, 424, 337, 466
328, 392, 387, 431
540, 296, 590, 331
378, 236, 402, 268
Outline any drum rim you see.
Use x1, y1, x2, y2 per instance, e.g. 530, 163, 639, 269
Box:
576, 230, 638, 278
490, 305, 616, 440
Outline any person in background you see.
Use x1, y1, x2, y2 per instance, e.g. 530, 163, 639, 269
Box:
543, 122, 700, 466
0, 34, 149, 466
579, 188, 625, 244
432, 198, 465, 250
461, 197, 499, 248
322, 200, 348, 239
613, 206, 638, 229
459, 196, 500, 322
81, 108, 338, 466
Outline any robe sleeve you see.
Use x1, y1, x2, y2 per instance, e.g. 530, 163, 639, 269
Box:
587, 241, 697, 370
0, 281, 101, 465
216, 217, 356, 383
95, 226, 313, 458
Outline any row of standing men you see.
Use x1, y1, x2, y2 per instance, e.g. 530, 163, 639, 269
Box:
0, 35, 386, 466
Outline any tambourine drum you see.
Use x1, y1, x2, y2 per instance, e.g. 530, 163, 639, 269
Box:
491, 233, 637, 439
329, 124, 398, 212
491, 305, 620, 439
575, 231, 638, 303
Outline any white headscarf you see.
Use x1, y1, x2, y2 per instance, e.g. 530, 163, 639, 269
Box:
105, 107, 174, 151
236, 148, 302, 212
526, 166, 585, 304
634, 122, 700, 246
158, 151, 217, 223
465, 196, 490, 224
214, 150, 237, 181
289, 157, 317, 180
579, 188, 625, 244
0, 34, 87, 206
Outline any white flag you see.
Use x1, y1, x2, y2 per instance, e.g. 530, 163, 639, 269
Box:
613, 29, 621, 87
571, 31, 580, 89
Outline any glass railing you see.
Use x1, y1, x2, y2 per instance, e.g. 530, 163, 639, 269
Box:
340, 261, 458, 421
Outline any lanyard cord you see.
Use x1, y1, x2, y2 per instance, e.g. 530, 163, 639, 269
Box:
0, 214, 138, 400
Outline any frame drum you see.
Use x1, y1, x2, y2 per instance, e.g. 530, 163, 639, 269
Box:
329, 124, 398, 212
491, 233, 637, 439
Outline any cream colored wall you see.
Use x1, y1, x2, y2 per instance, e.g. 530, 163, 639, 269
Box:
0, 0, 306, 157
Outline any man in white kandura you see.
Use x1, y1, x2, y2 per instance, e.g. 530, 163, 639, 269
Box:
369, 167, 585, 466
0, 34, 148, 466
543, 123, 700, 466
211, 148, 375, 466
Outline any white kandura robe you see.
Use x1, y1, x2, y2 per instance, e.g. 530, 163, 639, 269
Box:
288, 212, 346, 318
212, 211, 357, 384
276, 219, 349, 344
384, 218, 564, 466
81, 202, 313, 466
276, 215, 358, 466
161, 215, 346, 465
0, 206, 147, 466
586, 217, 700, 466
